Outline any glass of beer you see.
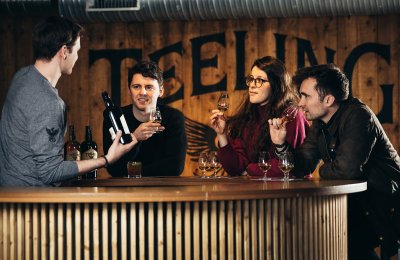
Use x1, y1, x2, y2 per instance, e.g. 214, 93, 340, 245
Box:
127, 161, 142, 178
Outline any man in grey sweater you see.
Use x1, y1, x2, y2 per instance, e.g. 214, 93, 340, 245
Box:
0, 16, 137, 186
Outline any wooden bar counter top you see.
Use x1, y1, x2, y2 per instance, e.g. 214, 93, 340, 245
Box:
0, 176, 366, 203
0, 177, 366, 259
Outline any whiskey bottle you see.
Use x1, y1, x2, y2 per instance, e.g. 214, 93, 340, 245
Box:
81, 125, 98, 179
64, 125, 81, 161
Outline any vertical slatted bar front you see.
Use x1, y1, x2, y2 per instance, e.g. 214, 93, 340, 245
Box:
184, 202, 191, 260
129, 203, 136, 260
0, 195, 350, 260
74, 204, 81, 260
32, 204, 39, 260
157, 202, 164, 260
65, 203, 73, 260
202, 201, 209, 260
84, 203, 90, 260
25, 204, 32, 260
120, 203, 127, 260
102, 203, 109, 260
148, 202, 154, 260
93, 204, 100, 260
219, 201, 226, 260
175, 202, 182, 260
48, 204, 55, 260
57, 204, 63, 260
111, 203, 117, 260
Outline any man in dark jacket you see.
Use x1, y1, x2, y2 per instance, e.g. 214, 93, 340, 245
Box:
269, 64, 400, 259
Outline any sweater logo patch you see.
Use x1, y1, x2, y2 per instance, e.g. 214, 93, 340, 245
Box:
46, 127, 59, 142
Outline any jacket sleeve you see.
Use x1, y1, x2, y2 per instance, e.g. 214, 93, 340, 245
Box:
141, 110, 187, 176
319, 107, 376, 179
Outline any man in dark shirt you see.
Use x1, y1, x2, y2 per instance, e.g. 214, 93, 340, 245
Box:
269, 64, 400, 259
103, 60, 187, 177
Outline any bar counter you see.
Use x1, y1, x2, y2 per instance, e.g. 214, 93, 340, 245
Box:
0, 177, 367, 260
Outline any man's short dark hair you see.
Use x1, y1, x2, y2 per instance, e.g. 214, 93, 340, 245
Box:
128, 60, 163, 86
293, 64, 350, 102
33, 16, 83, 61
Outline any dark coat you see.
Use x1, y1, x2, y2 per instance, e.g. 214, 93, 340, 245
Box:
294, 97, 400, 256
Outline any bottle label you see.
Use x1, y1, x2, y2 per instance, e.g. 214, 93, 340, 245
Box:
66, 150, 81, 161
120, 115, 130, 134
82, 149, 98, 160
109, 127, 116, 140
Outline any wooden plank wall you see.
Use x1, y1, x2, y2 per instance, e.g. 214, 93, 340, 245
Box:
0, 15, 399, 177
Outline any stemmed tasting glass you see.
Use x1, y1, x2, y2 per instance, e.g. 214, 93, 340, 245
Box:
282, 105, 299, 123
258, 151, 272, 181
149, 107, 162, 133
278, 151, 295, 181
208, 151, 221, 178
198, 152, 210, 178
217, 92, 230, 112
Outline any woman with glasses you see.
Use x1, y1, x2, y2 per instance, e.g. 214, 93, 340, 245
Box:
210, 56, 309, 178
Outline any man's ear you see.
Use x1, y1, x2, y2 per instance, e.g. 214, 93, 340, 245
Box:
159, 85, 164, 97
58, 45, 68, 60
324, 94, 336, 107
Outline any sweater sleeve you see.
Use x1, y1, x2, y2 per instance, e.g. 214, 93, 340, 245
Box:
29, 99, 78, 185
218, 139, 250, 176
219, 111, 310, 177
141, 109, 187, 176
285, 110, 309, 149
247, 111, 310, 178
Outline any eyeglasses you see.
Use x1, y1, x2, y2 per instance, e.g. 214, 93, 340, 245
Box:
245, 76, 269, 88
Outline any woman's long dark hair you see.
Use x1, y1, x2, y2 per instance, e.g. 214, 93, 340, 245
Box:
226, 56, 298, 159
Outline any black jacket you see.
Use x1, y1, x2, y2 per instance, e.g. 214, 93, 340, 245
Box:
294, 97, 400, 255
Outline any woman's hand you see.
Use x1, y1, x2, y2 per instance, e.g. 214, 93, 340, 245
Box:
268, 117, 288, 146
210, 109, 226, 135
210, 109, 228, 147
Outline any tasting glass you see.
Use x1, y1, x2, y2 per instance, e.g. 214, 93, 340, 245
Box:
217, 92, 230, 112
198, 152, 210, 178
278, 151, 294, 181
208, 151, 221, 178
282, 105, 299, 123
149, 107, 162, 132
258, 151, 272, 181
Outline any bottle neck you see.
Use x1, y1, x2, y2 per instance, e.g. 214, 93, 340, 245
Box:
69, 127, 76, 141
104, 100, 113, 109
85, 132, 92, 141
85, 127, 92, 142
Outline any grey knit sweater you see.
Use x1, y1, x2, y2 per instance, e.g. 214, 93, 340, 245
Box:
0, 65, 78, 186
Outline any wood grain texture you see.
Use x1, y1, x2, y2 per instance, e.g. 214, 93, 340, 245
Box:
0, 195, 351, 260
0, 16, 398, 179
0, 178, 366, 203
